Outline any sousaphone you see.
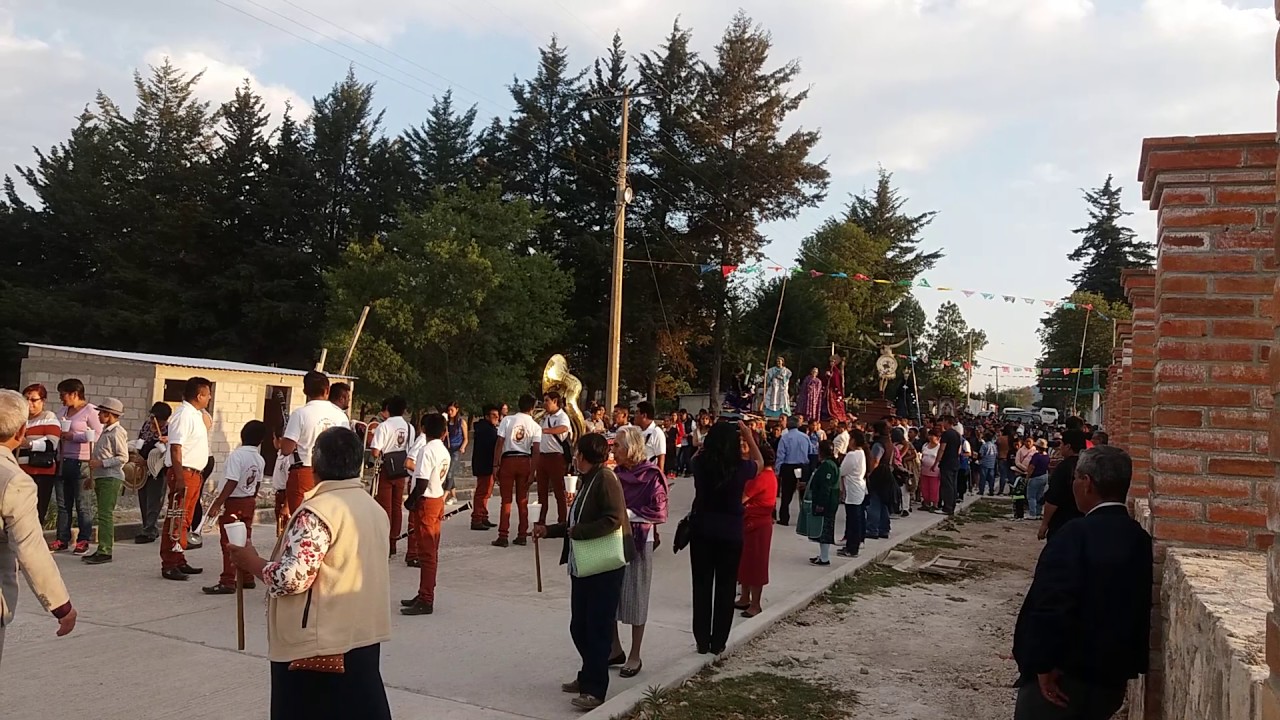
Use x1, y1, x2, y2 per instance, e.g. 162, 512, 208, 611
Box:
535, 354, 587, 442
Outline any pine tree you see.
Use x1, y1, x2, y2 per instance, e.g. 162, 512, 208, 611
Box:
1037, 291, 1131, 409
402, 90, 478, 203
923, 302, 987, 400
687, 12, 829, 406
1069, 175, 1152, 303
846, 167, 943, 282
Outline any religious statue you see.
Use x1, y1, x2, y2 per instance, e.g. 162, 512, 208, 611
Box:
796, 367, 823, 421
763, 356, 793, 418
895, 366, 921, 421
725, 368, 755, 413
824, 355, 848, 422
864, 334, 911, 398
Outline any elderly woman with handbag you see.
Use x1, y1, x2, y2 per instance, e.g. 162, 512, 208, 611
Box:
533, 433, 633, 712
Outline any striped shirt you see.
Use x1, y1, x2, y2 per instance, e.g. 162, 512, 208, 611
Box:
19, 410, 61, 476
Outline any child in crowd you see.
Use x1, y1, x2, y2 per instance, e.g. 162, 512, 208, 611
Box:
271, 428, 291, 535
1010, 474, 1028, 520
84, 398, 130, 565
202, 420, 267, 595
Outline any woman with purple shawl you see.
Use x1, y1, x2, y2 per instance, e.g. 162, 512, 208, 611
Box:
608, 427, 668, 678
796, 368, 823, 421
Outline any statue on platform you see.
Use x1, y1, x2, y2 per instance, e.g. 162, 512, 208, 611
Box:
762, 356, 792, 418
796, 367, 823, 421
895, 367, 921, 421
865, 334, 911, 398
824, 355, 848, 422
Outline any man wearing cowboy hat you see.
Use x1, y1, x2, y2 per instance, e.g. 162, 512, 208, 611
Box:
84, 397, 130, 564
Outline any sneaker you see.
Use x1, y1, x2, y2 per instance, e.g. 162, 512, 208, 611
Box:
400, 598, 434, 616
73, 540, 90, 555
512, 537, 528, 547
836, 548, 859, 558
491, 537, 509, 548
48, 540, 68, 552
445, 498, 457, 507
82, 552, 112, 565
571, 695, 604, 711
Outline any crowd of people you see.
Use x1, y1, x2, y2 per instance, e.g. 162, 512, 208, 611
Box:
1, 368, 1127, 717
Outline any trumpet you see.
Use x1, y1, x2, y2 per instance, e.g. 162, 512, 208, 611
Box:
163, 476, 186, 553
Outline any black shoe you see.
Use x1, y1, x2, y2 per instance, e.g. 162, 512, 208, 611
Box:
776, 520, 790, 527
406, 558, 422, 568
134, 534, 156, 544
561, 680, 581, 694
400, 598, 433, 616
608, 653, 627, 666
619, 662, 643, 679
471, 523, 490, 531
710, 645, 726, 655
179, 564, 203, 575
82, 552, 112, 564
512, 537, 527, 546
401, 597, 419, 607
836, 548, 859, 558
696, 644, 711, 655
202, 583, 236, 595
492, 538, 509, 548
162, 568, 189, 581
810, 557, 831, 566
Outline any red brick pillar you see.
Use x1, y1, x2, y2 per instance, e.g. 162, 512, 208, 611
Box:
1138, 134, 1276, 551
1267, 10, 1280, 716
1123, 270, 1156, 503
1116, 319, 1134, 452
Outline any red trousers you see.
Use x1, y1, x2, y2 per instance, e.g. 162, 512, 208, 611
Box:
536, 453, 568, 525
218, 496, 257, 586
496, 456, 532, 540
374, 471, 405, 554
286, 467, 315, 514
160, 468, 202, 571
471, 474, 493, 525
408, 497, 444, 603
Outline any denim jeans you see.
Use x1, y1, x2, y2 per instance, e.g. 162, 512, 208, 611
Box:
999, 461, 1012, 494
445, 449, 460, 492
866, 494, 891, 538
979, 466, 996, 495
1027, 474, 1049, 518
55, 459, 93, 544
842, 503, 864, 554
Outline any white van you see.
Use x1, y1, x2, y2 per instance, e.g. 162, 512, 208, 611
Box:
1038, 408, 1060, 424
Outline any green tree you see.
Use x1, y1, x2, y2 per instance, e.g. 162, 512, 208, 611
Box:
325, 186, 570, 408
923, 301, 987, 400
845, 167, 942, 283
687, 11, 829, 405
1068, 175, 1152, 303
402, 89, 478, 202
1037, 291, 1131, 410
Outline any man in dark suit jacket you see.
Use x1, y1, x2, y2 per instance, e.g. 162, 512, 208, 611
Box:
1013, 445, 1152, 719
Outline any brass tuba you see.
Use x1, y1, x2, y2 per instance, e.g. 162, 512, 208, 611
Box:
536, 354, 587, 442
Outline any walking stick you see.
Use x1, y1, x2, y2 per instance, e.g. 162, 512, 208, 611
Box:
533, 536, 543, 593
235, 573, 245, 651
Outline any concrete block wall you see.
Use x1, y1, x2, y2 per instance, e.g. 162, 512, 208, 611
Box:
19, 346, 158, 426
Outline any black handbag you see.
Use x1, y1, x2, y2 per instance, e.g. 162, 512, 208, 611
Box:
673, 513, 693, 554
23, 446, 57, 469
381, 450, 411, 480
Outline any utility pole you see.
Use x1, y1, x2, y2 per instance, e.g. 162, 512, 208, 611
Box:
588, 88, 655, 411
966, 333, 973, 409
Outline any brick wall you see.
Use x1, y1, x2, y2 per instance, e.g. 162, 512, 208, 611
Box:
1267, 7, 1280, 716
1123, 270, 1156, 502
1139, 134, 1277, 553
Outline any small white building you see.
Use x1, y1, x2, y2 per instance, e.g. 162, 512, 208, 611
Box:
18, 343, 353, 474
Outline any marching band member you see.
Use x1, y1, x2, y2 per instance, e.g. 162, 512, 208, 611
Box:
401, 414, 450, 616
271, 429, 290, 535
279, 372, 349, 514
202, 420, 266, 595
491, 394, 542, 548
537, 391, 571, 526
370, 396, 414, 556
160, 377, 212, 581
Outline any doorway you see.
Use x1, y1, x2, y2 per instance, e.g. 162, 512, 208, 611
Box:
262, 386, 292, 468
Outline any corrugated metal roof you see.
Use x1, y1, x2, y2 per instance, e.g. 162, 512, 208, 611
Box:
21, 343, 353, 379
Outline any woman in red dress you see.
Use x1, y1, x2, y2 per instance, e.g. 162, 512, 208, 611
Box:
736, 444, 778, 618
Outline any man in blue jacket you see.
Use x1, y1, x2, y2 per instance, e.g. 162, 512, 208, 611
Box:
774, 418, 811, 526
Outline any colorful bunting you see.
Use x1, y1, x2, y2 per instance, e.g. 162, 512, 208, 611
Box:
721, 265, 737, 277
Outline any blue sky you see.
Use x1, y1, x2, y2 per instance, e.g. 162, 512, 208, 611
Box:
3, 0, 1275, 386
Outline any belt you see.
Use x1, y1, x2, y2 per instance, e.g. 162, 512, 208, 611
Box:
503, 452, 531, 458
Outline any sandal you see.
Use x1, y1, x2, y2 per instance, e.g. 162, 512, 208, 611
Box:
740, 609, 761, 618
733, 601, 750, 610
619, 661, 643, 679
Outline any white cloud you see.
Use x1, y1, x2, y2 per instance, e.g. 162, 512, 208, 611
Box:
142, 48, 308, 129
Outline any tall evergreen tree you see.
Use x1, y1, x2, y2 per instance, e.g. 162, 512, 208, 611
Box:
402, 90, 478, 203
845, 167, 942, 282
686, 12, 829, 406
923, 301, 987, 400
1069, 175, 1151, 303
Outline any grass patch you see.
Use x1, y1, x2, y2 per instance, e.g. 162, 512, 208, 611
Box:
821, 563, 959, 604
632, 672, 856, 720
900, 533, 966, 551
951, 499, 1010, 526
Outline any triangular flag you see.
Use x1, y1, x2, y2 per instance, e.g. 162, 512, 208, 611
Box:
963, 362, 971, 371
1070, 368, 1080, 374
917, 278, 931, 288
1083, 303, 1094, 310
937, 286, 953, 291
942, 360, 952, 367
809, 270, 823, 278
1003, 295, 1015, 303
830, 272, 848, 279
962, 290, 976, 297
768, 265, 783, 273
1041, 369, 1050, 376
1023, 298, 1035, 305
874, 279, 890, 284
700, 264, 717, 273
982, 293, 995, 300
1002, 366, 1010, 373
1061, 368, 1070, 375
1044, 300, 1056, 307
854, 273, 870, 281
722, 265, 737, 277
897, 280, 913, 286
1062, 302, 1076, 309
1083, 368, 1094, 375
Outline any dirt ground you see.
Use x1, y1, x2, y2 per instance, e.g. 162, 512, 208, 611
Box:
637, 500, 1043, 720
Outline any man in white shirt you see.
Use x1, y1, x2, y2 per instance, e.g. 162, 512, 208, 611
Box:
202, 420, 266, 595
832, 421, 850, 459
369, 396, 414, 555
401, 414, 451, 616
279, 371, 349, 514
536, 391, 571, 526
491, 394, 542, 548
635, 401, 666, 474
161, 377, 212, 582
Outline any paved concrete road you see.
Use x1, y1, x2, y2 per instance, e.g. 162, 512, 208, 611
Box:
0, 480, 963, 720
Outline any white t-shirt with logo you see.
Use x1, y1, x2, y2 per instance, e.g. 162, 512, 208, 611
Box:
413, 438, 452, 499
284, 399, 351, 466
271, 454, 290, 492
641, 422, 667, 462
221, 445, 266, 499
371, 415, 414, 454
539, 409, 571, 454
498, 413, 542, 455
165, 401, 210, 472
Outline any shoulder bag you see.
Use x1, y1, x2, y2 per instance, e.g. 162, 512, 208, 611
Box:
380, 450, 411, 479
569, 471, 628, 578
